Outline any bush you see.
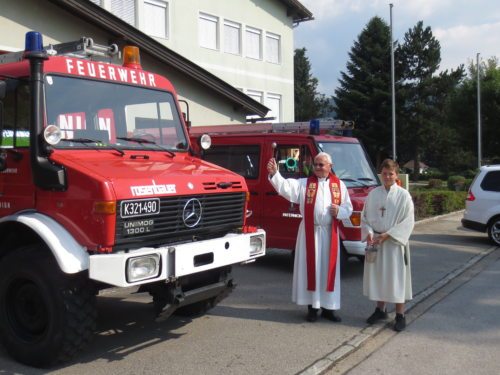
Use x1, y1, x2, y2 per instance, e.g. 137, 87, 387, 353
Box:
463, 169, 478, 179
447, 175, 466, 191
425, 168, 446, 180
427, 179, 443, 189
411, 190, 466, 220
464, 178, 473, 191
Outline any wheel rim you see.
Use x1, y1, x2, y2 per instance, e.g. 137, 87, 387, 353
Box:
491, 221, 500, 245
6, 278, 49, 342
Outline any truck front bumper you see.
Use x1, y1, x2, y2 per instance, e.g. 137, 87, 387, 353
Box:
89, 229, 266, 287
343, 240, 366, 256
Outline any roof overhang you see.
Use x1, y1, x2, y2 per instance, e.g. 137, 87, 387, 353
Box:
46, 0, 269, 118
279, 0, 314, 23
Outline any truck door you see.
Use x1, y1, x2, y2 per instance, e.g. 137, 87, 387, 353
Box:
0, 80, 35, 216
262, 142, 313, 250
201, 140, 263, 226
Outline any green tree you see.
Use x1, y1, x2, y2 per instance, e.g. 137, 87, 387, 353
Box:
419, 67, 465, 175
294, 48, 330, 121
396, 21, 444, 180
334, 17, 392, 166
446, 57, 500, 167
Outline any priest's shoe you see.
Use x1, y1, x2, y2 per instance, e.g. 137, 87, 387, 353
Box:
394, 313, 406, 332
366, 307, 388, 324
306, 305, 319, 322
321, 308, 342, 322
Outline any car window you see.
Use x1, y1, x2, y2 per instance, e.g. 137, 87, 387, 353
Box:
480, 170, 500, 192
203, 145, 260, 179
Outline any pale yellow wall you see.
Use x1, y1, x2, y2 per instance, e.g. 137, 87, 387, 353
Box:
0, 0, 247, 125
96, 0, 296, 123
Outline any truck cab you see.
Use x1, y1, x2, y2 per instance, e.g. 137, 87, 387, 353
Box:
0, 32, 265, 367
190, 121, 380, 267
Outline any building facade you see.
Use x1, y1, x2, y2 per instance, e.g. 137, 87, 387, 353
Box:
88, 0, 312, 123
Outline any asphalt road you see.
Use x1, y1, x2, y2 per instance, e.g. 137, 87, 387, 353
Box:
0, 212, 494, 375
330, 240, 500, 375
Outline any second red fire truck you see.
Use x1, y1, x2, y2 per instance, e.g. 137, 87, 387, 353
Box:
190, 121, 380, 269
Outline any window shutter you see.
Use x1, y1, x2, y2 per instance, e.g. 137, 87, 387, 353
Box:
111, 0, 136, 26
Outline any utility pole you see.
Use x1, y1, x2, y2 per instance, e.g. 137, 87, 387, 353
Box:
390, 3, 396, 161
477, 53, 482, 168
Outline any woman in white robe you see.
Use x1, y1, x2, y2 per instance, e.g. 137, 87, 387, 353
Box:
361, 159, 414, 331
267, 153, 353, 321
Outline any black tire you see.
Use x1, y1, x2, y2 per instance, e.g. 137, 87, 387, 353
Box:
0, 246, 97, 368
488, 217, 500, 246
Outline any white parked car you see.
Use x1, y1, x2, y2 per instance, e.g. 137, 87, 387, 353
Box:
462, 165, 500, 246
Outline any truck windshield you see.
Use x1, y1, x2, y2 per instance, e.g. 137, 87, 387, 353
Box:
319, 142, 379, 188
44, 75, 188, 151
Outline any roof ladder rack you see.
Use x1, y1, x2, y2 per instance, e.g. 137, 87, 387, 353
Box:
271, 120, 354, 133
46, 37, 120, 60
0, 37, 120, 65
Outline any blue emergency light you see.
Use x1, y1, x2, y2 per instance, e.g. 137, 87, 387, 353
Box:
25, 31, 44, 52
309, 119, 320, 135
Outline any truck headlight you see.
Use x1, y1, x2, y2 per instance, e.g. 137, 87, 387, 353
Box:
126, 254, 160, 283
249, 235, 264, 256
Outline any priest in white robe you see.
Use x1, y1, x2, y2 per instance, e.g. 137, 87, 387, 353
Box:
361, 159, 414, 332
267, 152, 353, 322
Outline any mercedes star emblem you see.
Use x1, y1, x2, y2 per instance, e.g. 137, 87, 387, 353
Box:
182, 198, 202, 227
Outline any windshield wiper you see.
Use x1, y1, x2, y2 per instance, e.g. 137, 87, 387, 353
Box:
61, 138, 125, 156
117, 137, 175, 158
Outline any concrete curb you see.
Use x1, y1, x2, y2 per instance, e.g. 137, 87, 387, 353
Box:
297, 223, 496, 375
414, 209, 464, 226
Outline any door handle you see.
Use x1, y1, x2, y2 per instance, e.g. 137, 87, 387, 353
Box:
250, 191, 258, 196
266, 191, 278, 196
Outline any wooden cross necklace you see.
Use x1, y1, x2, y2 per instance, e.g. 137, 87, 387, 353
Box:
379, 207, 386, 217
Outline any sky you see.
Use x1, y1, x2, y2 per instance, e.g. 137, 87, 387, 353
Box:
294, 0, 500, 96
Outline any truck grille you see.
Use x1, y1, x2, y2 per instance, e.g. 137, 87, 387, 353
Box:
114, 192, 245, 249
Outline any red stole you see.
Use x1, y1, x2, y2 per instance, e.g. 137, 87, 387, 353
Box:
304, 173, 342, 291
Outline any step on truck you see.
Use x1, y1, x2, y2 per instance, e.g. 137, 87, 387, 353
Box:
0, 32, 265, 367
190, 121, 379, 269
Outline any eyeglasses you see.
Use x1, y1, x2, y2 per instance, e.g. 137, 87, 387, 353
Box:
314, 163, 327, 167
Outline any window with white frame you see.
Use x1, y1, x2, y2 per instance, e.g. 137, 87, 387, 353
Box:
143, 0, 169, 39
199, 13, 219, 50
245, 90, 263, 122
111, 0, 136, 26
265, 32, 281, 64
266, 93, 281, 123
245, 26, 262, 60
223, 20, 241, 55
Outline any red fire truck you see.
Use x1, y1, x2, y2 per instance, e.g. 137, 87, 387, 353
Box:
0, 32, 265, 367
190, 121, 380, 269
